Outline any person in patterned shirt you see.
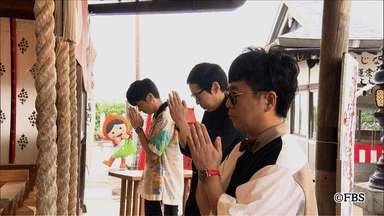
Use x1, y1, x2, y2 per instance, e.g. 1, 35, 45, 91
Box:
127, 78, 184, 216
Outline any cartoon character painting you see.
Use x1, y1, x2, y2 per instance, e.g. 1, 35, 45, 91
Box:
102, 114, 137, 168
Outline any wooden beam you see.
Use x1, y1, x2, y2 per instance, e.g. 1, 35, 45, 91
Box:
88, 0, 246, 15
315, 0, 352, 215
0, 170, 29, 182
0, 0, 34, 20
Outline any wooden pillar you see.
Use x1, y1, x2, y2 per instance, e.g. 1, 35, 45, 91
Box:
315, 1, 352, 215
55, 0, 63, 36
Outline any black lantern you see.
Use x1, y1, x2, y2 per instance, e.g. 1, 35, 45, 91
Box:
368, 45, 384, 191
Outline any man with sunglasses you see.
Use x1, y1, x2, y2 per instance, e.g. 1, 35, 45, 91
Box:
187, 46, 318, 215
168, 63, 246, 216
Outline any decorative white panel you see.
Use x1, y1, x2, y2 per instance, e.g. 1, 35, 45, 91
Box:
14, 19, 38, 165
0, 17, 11, 165
359, 150, 365, 163
370, 150, 377, 163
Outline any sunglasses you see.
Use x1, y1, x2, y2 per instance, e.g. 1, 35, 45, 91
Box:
228, 90, 268, 106
191, 89, 205, 101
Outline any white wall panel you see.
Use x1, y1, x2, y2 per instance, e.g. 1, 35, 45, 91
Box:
1, 17, 11, 165
14, 19, 38, 165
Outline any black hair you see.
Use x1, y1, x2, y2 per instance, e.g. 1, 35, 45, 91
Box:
228, 45, 299, 118
187, 62, 228, 93
126, 78, 160, 106
106, 119, 124, 134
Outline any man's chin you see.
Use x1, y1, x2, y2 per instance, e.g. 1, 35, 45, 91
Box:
199, 105, 208, 112
231, 119, 242, 131
141, 110, 151, 115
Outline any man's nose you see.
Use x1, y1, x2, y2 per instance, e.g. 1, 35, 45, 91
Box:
225, 98, 234, 109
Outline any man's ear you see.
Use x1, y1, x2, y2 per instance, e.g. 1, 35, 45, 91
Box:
211, 82, 221, 94
265, 91, 277, 112
146, 93, 154, 102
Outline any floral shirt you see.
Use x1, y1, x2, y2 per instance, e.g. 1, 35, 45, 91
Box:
138, 103, 184, 205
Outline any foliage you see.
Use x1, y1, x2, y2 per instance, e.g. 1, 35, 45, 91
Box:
313, 105, 318, 132
95, 101, 126, 131
283, 110, 290, 123
360, 110, 380, 131
127, 165, 136, 170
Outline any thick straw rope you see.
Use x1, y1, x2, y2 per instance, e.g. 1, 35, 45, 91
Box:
68, 41, 78, 215
34, 1, 58, 215
55, 36, 71, 216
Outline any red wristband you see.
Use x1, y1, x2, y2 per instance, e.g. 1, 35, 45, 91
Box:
198, 168, 220, 181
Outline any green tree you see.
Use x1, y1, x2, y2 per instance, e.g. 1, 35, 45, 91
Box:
360, 110, 380, 131
95, 101, 126, 131
313, 105, 318, 133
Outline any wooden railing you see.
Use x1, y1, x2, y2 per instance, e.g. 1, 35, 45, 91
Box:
0, 169, 37, 216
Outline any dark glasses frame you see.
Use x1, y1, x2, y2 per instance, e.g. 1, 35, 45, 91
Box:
191, 89, 205, 101
228, 90, 268, 106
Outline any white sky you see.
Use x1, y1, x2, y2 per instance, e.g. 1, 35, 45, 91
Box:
90, 1, 281, 120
